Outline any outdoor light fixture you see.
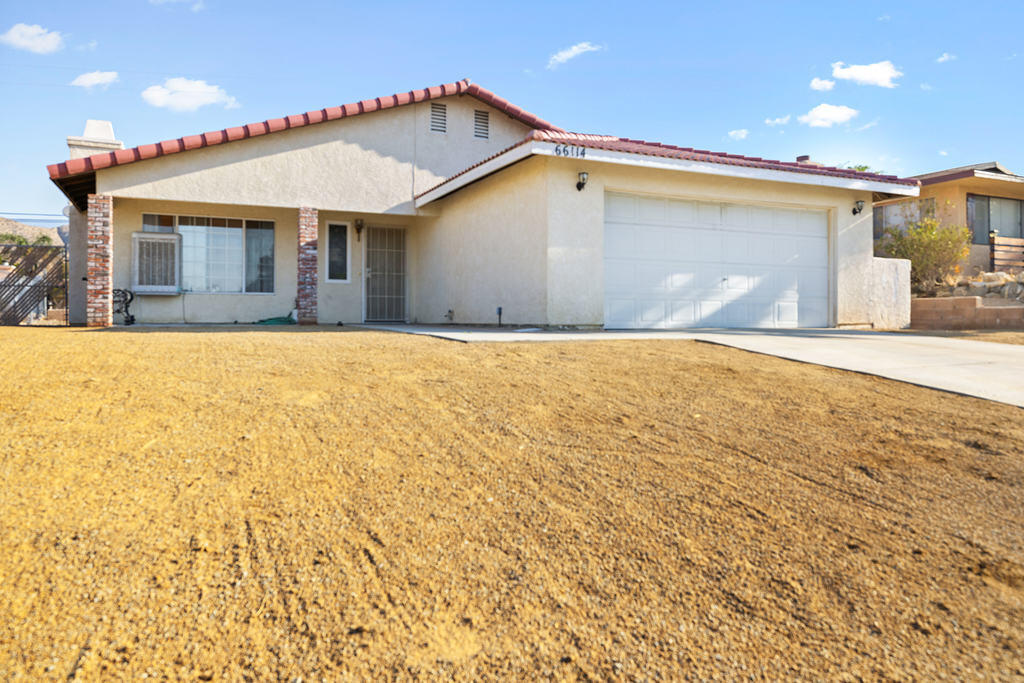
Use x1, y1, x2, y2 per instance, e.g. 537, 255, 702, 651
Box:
576, 171, 589, 191
852, 200, 865, 215
354, 219, 364, 241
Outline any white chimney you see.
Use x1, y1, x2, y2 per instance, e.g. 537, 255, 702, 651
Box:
67, 119, 124, 159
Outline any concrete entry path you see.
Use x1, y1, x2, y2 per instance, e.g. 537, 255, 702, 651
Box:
359, 325, 1024, 407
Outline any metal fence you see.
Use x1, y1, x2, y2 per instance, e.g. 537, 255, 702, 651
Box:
0, 244, 68, 326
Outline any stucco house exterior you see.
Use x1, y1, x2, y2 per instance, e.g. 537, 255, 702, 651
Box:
49, 79, 919, 329
874, 162, 1024, 272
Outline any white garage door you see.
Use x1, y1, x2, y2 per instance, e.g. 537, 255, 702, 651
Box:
604, 192, 829, 329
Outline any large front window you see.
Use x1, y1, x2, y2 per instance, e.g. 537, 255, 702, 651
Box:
968, 194, 1023, 244
141, 214, 275, 293
872, 198, 936, 239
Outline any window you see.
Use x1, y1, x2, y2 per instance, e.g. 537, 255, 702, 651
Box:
142, 213, 174, 233
968, 194, 1023, 244
430, 102, 447, 133
872, 197, 936, 239
327, 223, 349, 281
132, 232, 181, 294
474, 110, 489, 139
178, 216, 274, 293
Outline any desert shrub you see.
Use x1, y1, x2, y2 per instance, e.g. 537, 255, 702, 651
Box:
877, 217, 970, 293
0, 233, 28, 245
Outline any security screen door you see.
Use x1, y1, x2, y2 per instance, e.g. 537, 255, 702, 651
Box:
365, 226, 406, 322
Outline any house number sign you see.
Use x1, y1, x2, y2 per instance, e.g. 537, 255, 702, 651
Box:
552, 144, 586, 158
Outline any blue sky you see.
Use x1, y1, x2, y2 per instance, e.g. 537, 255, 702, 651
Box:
1, 1, 1021, 222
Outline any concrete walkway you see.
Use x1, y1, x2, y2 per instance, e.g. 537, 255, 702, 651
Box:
359, 325, 1024, 407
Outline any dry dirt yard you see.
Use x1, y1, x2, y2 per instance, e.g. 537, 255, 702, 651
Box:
1, 327, 1022, 680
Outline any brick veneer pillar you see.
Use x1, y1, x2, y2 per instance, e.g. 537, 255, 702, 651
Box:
297, 207, 318, 324
86, 194, 113, 327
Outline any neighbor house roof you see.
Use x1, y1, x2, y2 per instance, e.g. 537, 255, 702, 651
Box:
913, 162, 1023, 186
415, 129, 920, 206
47, 78, 562, 209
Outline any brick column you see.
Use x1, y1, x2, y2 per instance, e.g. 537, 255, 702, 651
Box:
297, 207, 318, 324
86, 194, 113, 327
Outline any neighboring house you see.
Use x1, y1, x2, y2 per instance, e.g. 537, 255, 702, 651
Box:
874, 162, 1024, 272
48, 79, 919, 329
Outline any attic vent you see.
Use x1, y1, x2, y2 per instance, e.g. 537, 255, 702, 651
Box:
430, 102, 447, 133
473, 110, 489, 139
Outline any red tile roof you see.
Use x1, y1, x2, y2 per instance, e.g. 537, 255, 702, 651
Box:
47, 79, 562, 181
415, 129, 919, 201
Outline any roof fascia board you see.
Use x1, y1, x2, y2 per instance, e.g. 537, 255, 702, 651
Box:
417, 142, 919, 206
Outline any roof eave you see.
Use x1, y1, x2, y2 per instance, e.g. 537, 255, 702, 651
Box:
416, 142, 920, 207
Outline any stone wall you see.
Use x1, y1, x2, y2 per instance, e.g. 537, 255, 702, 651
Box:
296, 207, 318, 324
86, 194, 113, 327
932, 271, 1024, 303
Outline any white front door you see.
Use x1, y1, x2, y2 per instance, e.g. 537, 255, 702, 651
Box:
603, 192, 830, 329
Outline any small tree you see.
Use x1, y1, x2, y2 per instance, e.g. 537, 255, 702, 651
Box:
877, 217, 970, 293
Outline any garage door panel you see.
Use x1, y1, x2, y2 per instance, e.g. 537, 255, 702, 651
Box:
668, 200, 697, 224
604, 260, 635, 293
606, 194, 636, 221
638, 197, 667, 223
636, 228, 665, 257
604, 192, 829, 329
605, 224, 635, 257
605, 298, 635, 327
670, 301, 696, 323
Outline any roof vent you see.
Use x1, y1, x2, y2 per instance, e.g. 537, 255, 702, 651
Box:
67, 119, 123, 159
430, 102, 447, 133
473, 110, 489, 139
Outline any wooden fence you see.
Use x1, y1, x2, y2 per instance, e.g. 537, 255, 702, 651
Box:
990, 233, 1024, 272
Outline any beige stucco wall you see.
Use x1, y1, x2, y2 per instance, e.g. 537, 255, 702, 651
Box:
870, 257, 911, 329
95, 96, 531, 215
412, 157, 549, 325
109, 198, 299, 324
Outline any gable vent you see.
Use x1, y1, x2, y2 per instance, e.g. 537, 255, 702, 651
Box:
430, 102, 447, 133
473, 110, 489, 139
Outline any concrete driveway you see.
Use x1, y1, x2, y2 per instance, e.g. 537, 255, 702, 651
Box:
362, 325, 1024, 407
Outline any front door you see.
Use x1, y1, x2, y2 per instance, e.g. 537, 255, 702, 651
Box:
365, 226, 406, 322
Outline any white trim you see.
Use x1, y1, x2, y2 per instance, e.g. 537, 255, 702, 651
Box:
415, 142, 920, 206
974, 170, 1024, 185
324, 221, 352, 283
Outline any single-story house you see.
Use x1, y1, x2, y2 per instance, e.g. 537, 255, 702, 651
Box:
874, 162, 1024, 272
49, 79, 920, 329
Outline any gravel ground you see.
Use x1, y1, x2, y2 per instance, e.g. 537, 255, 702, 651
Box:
1, 327, 1022, 680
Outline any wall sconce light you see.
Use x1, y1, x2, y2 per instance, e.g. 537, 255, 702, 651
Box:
354, 219, 364, 241
852, 200, 865, 215
576, 171, 589, 192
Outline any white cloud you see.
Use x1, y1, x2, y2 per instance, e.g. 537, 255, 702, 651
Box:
141, 77, 239, 112
77, 40, 98, 51
920, 83, 933, 91
877, 14, 891, 22
810, 77, 835, 91
831, 60, 903, 88
854, 118, 880, 132
936, 52, 956, 63
0, 23, 63, 54
939, 150, 949, 156
70, 71, 119, 89
727, 129, 748, 141
764, 114, 790, 126
547, 42, 603, 69
798, 103, 859, 128
150, 0, 206, 10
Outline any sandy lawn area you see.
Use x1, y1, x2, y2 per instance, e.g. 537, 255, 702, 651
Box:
1, 327, 1022, 679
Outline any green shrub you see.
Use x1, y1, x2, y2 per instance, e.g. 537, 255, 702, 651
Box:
877, 217, 970, 293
